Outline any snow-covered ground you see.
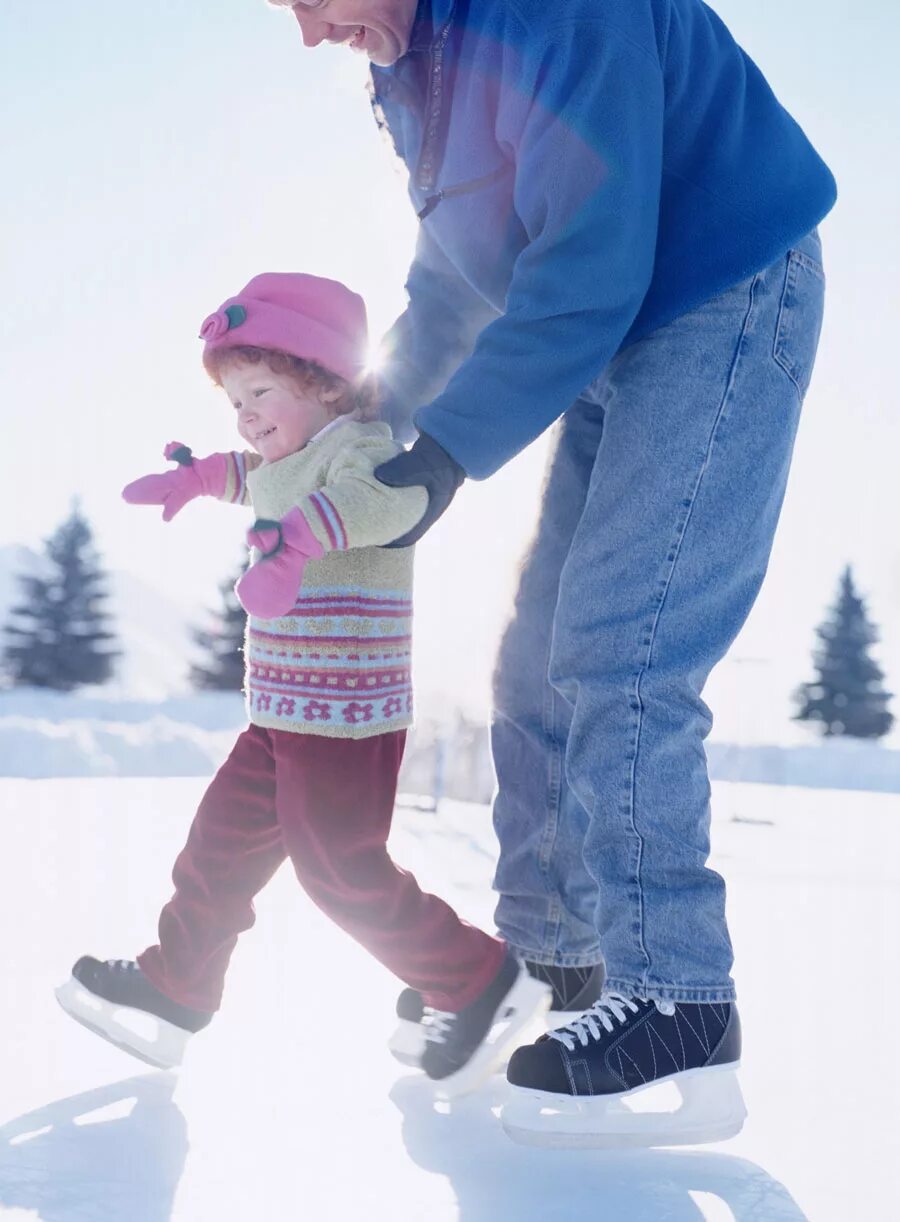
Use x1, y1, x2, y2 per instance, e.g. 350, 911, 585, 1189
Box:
1, 778, 897, 1220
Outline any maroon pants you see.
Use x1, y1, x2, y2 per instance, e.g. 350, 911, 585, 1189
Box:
138, 725, 504, 1012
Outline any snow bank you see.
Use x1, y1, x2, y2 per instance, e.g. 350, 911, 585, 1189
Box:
0, 691, 244, 779
4, 689, 900, 792
706, 739, 900, 793
0, 690, 246, 731
0, 715, 240, 779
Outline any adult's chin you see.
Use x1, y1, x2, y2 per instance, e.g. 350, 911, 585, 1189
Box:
366, 30, 405, 67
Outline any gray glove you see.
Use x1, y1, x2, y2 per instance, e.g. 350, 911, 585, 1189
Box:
374, 433, 466, 547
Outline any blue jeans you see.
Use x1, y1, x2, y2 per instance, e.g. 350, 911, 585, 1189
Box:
492, 230, 825, 1003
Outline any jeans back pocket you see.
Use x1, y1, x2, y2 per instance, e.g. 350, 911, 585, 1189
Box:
773, 248, 826, 399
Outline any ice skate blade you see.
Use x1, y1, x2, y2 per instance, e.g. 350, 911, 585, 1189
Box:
501, 1062, 746, 1150
431, 974, 552, 1101
55, 976, 189, 1070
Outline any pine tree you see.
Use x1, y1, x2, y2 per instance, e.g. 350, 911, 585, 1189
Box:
794, 566, 894, 740
2, 505, 118, 690
190, 566, 246, 692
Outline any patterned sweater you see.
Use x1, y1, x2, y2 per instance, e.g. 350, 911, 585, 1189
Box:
219, 419, 427, 739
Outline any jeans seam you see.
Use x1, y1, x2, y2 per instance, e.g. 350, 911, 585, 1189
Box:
773, 253, 803, 395
626, 269, 763, 996
788, 248, 825, 280
773, 251, 824, 399
644, 269, 764, 672
620, 682, 651, 988
538, 642, 563, 956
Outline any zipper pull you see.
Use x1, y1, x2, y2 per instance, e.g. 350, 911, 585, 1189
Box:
418, 191, 444, 220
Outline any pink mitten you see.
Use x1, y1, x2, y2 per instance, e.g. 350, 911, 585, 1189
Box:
122, 443, 229, 522
236, 507, 325, 618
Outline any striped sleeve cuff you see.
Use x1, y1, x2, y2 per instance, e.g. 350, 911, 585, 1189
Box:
219, 452, 250, 505
306, 490, 349, 551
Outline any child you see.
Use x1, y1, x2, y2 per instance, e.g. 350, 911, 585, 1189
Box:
55, 272, 550, 1096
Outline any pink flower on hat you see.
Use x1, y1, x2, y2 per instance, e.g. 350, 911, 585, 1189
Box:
199, 310, 231, 341
199, 274, 368, 382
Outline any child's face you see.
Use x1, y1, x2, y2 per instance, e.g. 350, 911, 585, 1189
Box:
221, 361, 337, 462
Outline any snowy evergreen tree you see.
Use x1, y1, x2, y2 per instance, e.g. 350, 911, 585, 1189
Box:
190, 566, 246, 692
2, 505, 118, 690
794, 566, 894, 740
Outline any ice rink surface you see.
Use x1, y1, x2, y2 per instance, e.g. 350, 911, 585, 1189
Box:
1, 777, 897, 1221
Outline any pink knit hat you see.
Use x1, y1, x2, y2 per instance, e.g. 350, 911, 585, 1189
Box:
199, 272, 368, 382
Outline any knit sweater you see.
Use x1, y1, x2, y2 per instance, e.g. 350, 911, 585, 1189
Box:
219, 419, 428, 739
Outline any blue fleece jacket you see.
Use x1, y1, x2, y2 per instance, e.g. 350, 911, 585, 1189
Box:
371, 0, 837, 479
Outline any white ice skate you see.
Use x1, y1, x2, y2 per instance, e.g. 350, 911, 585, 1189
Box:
55, 957, 212, 1070
501, 993, 746, 1149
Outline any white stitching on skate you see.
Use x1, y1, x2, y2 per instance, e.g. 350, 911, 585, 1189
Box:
571, 1058, 593, 1096
647, 1020, 680, 1074
678, 1007, 709, 1056
672, 1010, 687, 1070
698, 1005, 709, 1052
612, 1048, 627, 1089
603, 1005, 654, 1063
563, 1053, 578, 1096
646, 1022, 658, 1079
619, 1045, 646, 1085
709, 1007, 733, 1062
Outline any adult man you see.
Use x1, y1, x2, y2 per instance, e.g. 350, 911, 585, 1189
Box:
279, 0, 835, 1145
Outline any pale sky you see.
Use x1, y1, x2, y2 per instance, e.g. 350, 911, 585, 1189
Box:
2, 0, 899, 739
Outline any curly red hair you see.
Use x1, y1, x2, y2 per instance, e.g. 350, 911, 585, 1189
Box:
206, 345, 379, 421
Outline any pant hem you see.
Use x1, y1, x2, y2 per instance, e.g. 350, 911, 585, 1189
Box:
604, 977, 737, 1005
136, 950, 222, 1014
504, 944, 604, 970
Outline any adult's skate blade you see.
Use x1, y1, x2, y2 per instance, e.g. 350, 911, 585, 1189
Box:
55, 976, 189, 1070
388, 1018, 425, 1066
501, 1062, 747, 1150
432, 974, 552, 1101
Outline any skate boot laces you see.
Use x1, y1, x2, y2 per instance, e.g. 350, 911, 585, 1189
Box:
550, 992, 676, 1051
423, 1007, 455, 1045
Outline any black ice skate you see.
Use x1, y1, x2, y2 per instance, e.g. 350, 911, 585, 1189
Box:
502, 993, 746, 1149
388, 959, 603, 1066
55, 957, 212, 1069
418, 952, 552, 1098
524, 961, 605, 1022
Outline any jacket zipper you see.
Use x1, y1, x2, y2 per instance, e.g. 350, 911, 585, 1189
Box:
413, 2, 511, 221
417, 166, 513, 220
415, 19, 452, 195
